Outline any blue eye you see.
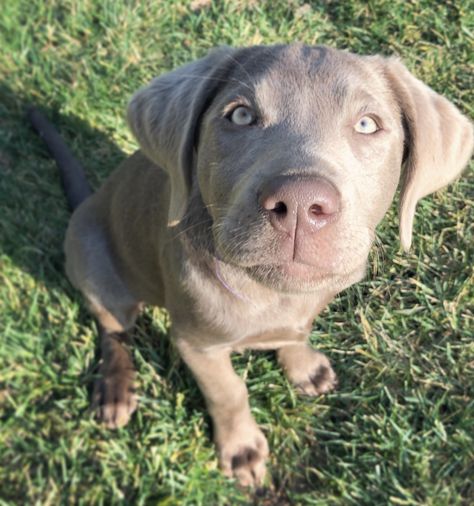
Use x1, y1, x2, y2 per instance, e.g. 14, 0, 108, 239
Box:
354, 116, 379, 134
230, 106, 255, 126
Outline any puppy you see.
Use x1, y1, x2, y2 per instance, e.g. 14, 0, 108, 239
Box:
30, 44, 473, 487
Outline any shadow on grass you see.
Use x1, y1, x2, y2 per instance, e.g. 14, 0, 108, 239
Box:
0, 81, 190, 399
0, 81, 125, 287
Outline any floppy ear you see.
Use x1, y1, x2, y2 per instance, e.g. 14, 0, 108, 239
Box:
384, 59, 473, 251
127, 47, 236, 226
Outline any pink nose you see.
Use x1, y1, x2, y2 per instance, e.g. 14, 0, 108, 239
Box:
259, 176, 340, 235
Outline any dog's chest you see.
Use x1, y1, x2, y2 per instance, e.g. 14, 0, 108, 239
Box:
184, 263, 333, 350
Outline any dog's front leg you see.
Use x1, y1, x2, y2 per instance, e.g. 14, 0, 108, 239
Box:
92, 325, 137, 429
176, 338, 268, 487
82, 297, 141, 429
278, 343, 338, 396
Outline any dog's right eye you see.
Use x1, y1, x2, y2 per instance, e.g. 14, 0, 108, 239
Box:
229, 106, 255, 126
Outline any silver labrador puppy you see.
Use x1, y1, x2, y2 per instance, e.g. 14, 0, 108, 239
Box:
31, 44, 473, 486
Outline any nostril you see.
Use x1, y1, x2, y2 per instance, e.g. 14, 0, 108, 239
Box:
272, 201, 287, 215
259, 176, 340, 234
309, 204, 324, 216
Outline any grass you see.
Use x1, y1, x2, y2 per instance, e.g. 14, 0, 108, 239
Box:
0, 0, 473, 504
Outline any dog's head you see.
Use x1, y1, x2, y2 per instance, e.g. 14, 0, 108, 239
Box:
128, 44, 473, 293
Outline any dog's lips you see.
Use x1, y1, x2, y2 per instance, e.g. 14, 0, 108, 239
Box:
244, 259, 336, 282
241, 259, 342, 293
214, 215, 348, 277
217, 244, 339, 281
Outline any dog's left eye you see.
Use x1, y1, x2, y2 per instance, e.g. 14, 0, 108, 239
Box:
354, 116, 379, 134
230, 106, 255, 126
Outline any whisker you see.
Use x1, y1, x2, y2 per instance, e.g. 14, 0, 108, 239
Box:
169, 218, 212, 241
222, 51, 253, 85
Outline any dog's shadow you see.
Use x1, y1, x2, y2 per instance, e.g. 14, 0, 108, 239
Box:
0, 83, 124, 291
0, 83, 189, 398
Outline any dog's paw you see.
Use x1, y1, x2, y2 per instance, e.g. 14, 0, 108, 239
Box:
92, 367, 137, 429
278, 345, 337, 396
294, 360, 338, 396
216, 419, 269, 487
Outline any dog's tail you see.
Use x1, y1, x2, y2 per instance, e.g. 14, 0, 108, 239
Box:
27, 107, 93, 211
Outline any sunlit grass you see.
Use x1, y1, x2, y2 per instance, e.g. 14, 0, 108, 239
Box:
0, 1, 472, 504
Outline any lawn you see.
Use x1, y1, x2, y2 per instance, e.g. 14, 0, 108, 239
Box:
0, 0, 473, 504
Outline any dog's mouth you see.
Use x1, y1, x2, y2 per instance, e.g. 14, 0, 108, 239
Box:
215, 239, 343, 281
245, 260, 334, 284
209, 211, 373, 292
213, 234, 370, 292
212, 257, 335, 296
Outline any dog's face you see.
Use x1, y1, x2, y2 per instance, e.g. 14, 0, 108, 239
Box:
128, 44, 473, 293
196, 46, 403, 291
